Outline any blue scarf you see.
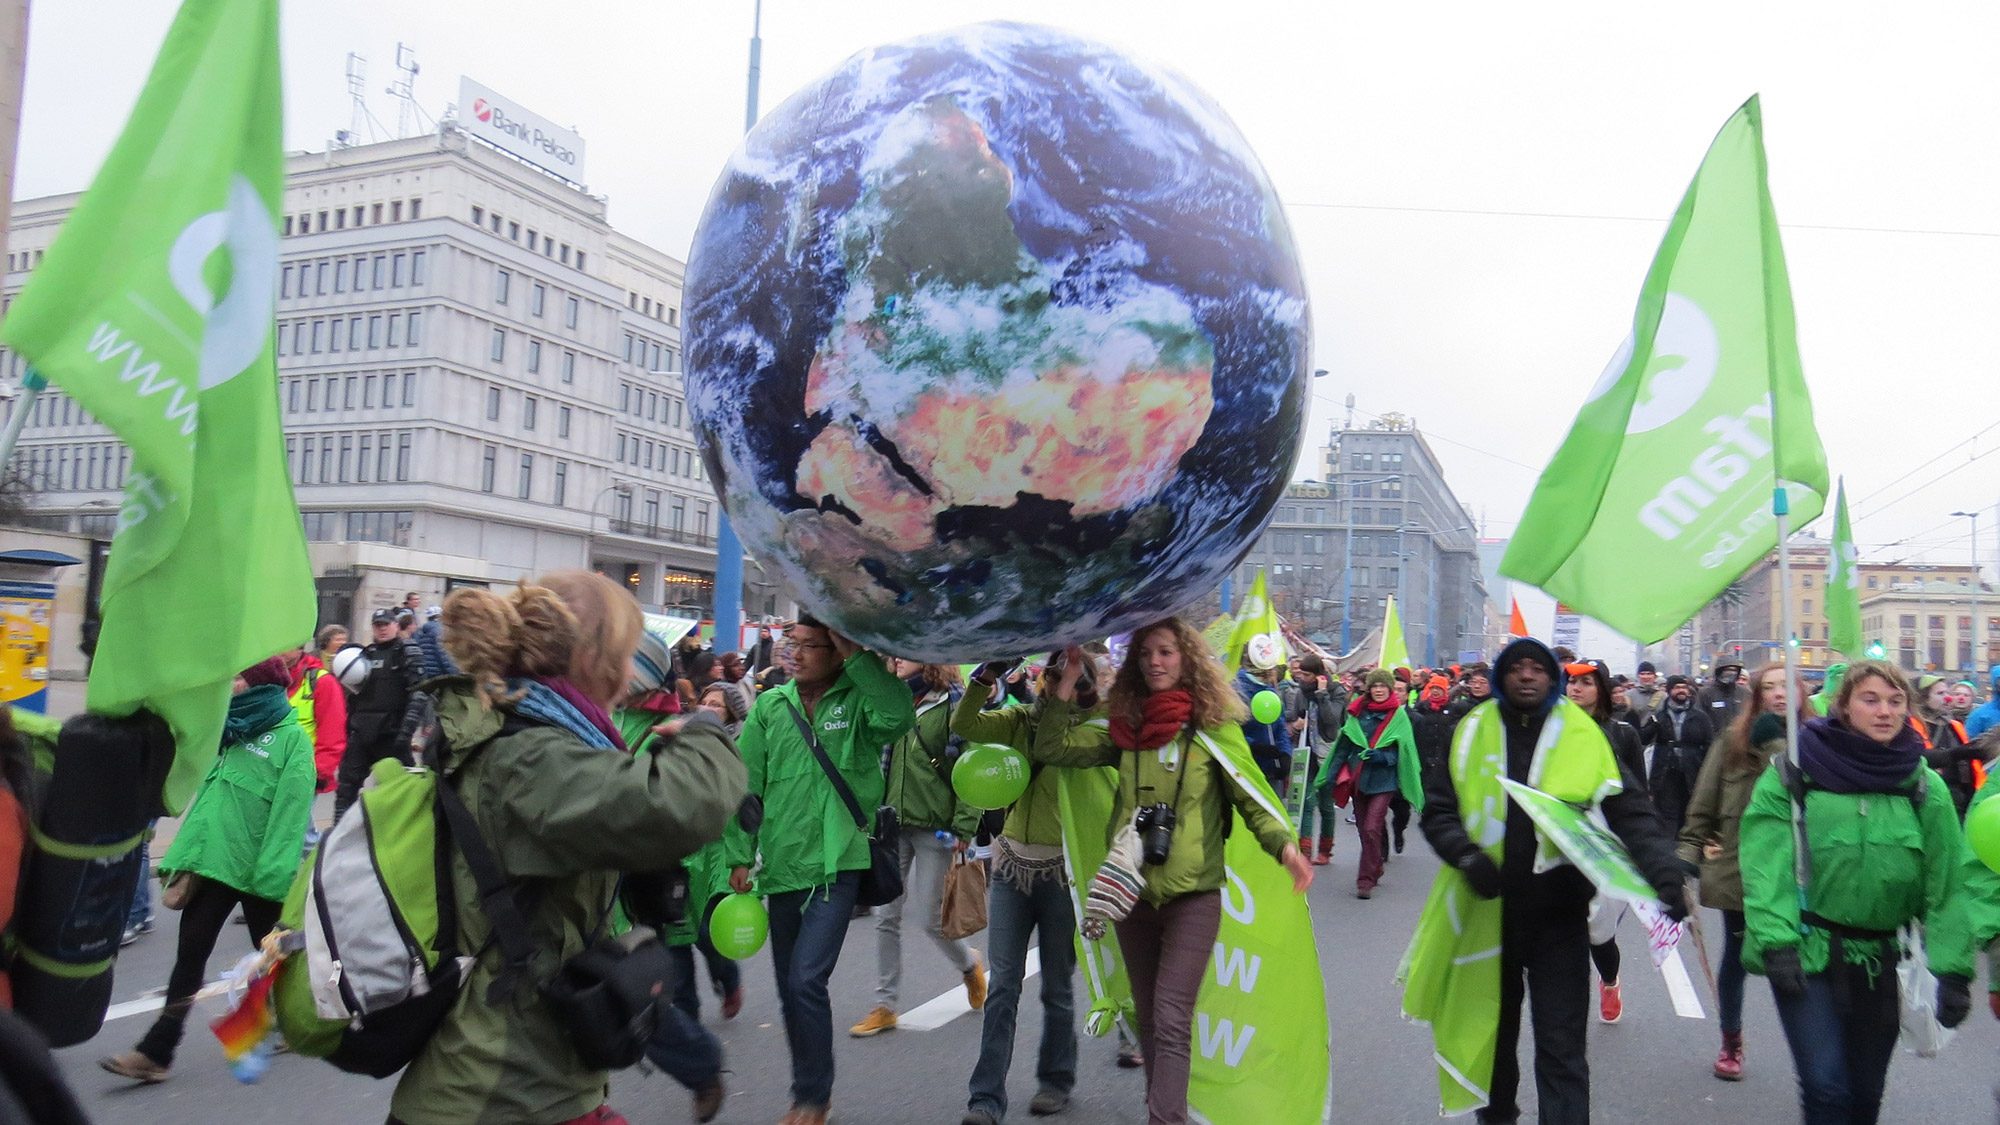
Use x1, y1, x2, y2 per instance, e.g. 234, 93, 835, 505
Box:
510, 679, 616, 750
1797, 715, 1924, 794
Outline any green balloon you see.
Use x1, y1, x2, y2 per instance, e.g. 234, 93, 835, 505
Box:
952, 743, 1032, 810
708, 893, 769, 959
1251, 689, 1283, 724
1968, 796, 2000, 875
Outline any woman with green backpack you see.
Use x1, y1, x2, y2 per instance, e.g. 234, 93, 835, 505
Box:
99, 656, 316, 1085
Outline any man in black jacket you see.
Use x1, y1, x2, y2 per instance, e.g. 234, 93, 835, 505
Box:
1640, 675, 1714, 837
1695, 661, 1747, 729
1419, 638, 1684, 1125
332, 607, 425, 822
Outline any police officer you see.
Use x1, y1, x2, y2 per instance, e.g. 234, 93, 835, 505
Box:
332, 607, 424, 822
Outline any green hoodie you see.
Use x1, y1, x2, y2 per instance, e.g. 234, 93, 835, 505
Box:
885, 690, 982, 836
1739, 760, 1973, 979
1029, 697, 1293, 905
614, 704, 737, 947
721, 651, 916, 896
390, 680, 746, 1125
159, 686, 316, 902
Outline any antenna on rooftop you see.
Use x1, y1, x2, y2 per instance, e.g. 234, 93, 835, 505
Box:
333, 53, 379, 148
386, 43, 436, 138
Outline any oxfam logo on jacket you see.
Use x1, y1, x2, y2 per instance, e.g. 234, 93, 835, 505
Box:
165, 174, 277, 391
1586, 294, 1776, 545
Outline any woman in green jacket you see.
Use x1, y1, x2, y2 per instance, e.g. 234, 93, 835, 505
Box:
852, 661, 986, 1037
1677, 662, 1800, 1081
1032, 617, 1311, 1125
1739, 660, 1973, 1123
388, 572, 747, 1125
100, 656, 317, 1084
1323, 667, 1420, 899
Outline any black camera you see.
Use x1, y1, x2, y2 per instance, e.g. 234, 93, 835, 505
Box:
1134, 803, 1177, 867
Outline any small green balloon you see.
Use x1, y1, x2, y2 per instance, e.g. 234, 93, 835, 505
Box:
953, 743, 1032, 810
1968, 797, 2000, 875
1251, 689, 1283, 724
708, 893, 769, 959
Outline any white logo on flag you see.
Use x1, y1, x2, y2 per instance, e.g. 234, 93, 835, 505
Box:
1585, 293, 1720, 434
167, 174, 277, 390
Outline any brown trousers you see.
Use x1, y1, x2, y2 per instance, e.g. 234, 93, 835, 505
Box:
1115, 890, 1222, 1125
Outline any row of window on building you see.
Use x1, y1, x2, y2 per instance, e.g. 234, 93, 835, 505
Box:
10, 387, 94, 431
609, 487, 714, 544
489, 329, 580, 382
618, 382, 688, 430
491, 267, 584, 329
278, 311, 423, 357
15, 441, 126, 492
614, 429, 704, 481
622, 333, 680, 373
300, 509, 414, 546
482, 384, 575, 439
6, 248, 44, 272
1348, 451, 1407, 472
627, 291, 678, 326
470, 205, 587, 271
283, 249, 426, 299
285, 370, 418, 415
286, 198, 423, 236
288, 430, 415, 486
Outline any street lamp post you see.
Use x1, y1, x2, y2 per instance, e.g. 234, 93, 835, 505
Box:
1953, 510, 1981, 673
1339, 474, 1402, 654
586, 481, 632, 577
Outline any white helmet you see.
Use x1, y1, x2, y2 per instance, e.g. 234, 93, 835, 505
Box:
330, 645, 371, 693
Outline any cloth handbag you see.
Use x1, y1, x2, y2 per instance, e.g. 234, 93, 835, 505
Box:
780, 698, 904, 908
1896, 924, 1954, 1057
1330, 762, 1359, 809
1080, 819, 1145, 941
940, 853, 988, 940
159, 871, 199, 911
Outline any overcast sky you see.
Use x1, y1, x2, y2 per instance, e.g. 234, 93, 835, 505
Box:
16, 0, 1999, 605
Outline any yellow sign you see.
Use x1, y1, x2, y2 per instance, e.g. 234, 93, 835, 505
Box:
0, 581, 56, 713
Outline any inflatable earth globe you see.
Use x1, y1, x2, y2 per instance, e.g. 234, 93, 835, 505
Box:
685, 22, 1310, 662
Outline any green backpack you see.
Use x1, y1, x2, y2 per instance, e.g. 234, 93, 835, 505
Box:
272, 742, 536, 1077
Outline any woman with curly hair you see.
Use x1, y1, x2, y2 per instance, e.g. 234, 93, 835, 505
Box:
1029, 617, 1312, 1125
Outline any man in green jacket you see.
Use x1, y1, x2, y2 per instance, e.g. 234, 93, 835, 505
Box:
723, 616, 915, 1125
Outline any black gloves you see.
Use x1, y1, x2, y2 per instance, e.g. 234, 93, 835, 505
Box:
1764, 946, 1807, 997
1658, 889, 1689, 924
1456, 852, 1504, 899
1677, 857, 1702, 881
973, 659, 1020, 686
1936, 973, 1973, 1029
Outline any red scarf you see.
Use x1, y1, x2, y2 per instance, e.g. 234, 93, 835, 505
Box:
1110, 689, 1193, 751
1348, 694, 1399, 716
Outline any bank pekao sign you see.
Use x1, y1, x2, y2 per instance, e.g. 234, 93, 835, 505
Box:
458, 77, 586, 182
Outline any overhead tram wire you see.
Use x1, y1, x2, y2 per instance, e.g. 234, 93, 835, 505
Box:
1853, 447, 1997, 523
1310, 391, 1546, 473
1285, 200, 2000, 240
1849, 420, 2000, 514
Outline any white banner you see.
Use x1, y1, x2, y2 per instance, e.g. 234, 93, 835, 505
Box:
458, 77, 586, 182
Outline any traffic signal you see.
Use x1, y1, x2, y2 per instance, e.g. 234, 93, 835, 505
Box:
1788, 635, 1799, 648
1866, 641, 1886, 658
1733, 644, 1742, 657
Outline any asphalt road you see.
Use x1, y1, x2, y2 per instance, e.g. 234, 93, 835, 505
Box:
53, 823, 2000, 1125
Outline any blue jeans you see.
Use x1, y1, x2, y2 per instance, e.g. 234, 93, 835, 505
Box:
671, 935, 743, 1019
1299, 756, 1338, 844
647, 946, 723, 1090
125, 820, 157, 927
1770, 958, 1900, 1124
968, 871, 1078, 1117
768, 871, 860, 1109
1718, 910, 1747, 1034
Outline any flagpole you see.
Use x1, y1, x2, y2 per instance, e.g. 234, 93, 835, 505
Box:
0, 367, 43, 468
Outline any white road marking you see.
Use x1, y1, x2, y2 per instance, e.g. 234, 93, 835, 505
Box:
897, 947, 1039, 1032
102, 980, 231, 1023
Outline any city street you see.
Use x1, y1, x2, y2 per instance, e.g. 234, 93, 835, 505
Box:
57, 826, 1998, 1125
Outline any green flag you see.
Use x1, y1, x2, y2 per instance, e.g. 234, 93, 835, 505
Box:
1379, 594, 1411, 670
1223, 569, 1286, 672
1824, 478, 1862, 657
1500, 96, 1829, 643
0, 0, 311, 810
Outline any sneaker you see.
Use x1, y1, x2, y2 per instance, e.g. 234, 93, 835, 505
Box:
1028, 1088, 1070, 1116
1356, 886, 1373, 900
782, 1106, 829, 1125
1116, 1043, 1144, 1069
962, 1112, 1000, 1125
721, 984, 745, 1020
963, 956, 988, 1011
849, 1006, 898, 1037
1598, 980, 1623, 1024
120, 916, 155, 947
99, 1050, 170, 1084
693, 1076, 726, 1123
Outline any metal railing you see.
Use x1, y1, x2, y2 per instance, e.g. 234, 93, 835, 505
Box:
605, 517, 717, 549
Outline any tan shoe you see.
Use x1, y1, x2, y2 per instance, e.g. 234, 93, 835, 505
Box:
99, 1050, 170, 1084
963, 956, 988, 1011
848, 1006, 897, 1037
782, 1106, 830, 1125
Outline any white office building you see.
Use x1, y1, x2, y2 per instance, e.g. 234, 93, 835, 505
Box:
1, 123, 777, 631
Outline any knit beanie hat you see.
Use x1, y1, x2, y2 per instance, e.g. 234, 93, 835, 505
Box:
632, 621, 678, 694
240, 656, 289, 688
1364, 668, 1397, 691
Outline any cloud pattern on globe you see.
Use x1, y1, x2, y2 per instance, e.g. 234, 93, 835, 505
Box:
685, 21, 1310, 662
